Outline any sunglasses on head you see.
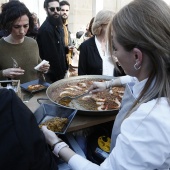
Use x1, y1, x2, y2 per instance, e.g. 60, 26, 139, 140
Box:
48, 7, 61, 12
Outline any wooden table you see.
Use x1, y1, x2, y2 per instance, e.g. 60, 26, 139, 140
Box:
24, 90, 117, 132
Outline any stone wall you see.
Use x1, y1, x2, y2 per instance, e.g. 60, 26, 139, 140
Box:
68, 0, 115, 35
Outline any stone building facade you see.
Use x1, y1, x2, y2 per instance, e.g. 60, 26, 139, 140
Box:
0, 0, 132, 36
0, 0, 170, 36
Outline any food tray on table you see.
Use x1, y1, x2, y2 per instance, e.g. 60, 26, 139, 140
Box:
21, 79, 50, 93
34, 103, 77, 134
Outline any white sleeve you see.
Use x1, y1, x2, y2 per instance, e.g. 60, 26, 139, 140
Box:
68, 154, 106, 170
69, 100, 170, 170
119, 75, 134, 84
101, 103, 170, 170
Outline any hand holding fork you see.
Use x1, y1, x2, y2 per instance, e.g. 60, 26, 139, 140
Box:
11, 57, 19, 68
2, 57, 25, 79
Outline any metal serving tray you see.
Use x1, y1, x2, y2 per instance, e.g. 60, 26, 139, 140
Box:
34, 103, 77, 134
21, 79, 50, 93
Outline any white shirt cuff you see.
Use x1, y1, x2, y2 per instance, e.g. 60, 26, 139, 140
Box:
120, 75, 133, 84
68, 154, 99, 170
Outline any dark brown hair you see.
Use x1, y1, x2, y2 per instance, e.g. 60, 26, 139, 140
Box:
59, 1, 70, 8
0, 1, 34, 34
44, 0, 59, 9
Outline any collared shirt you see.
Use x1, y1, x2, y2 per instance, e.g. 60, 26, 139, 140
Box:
68, 76, 170, 170
120, 76, 147, 99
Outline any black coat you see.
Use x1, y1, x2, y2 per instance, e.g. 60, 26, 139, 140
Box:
37, 17, 68, 82
78, 36, 125, 77
0, 89, 57, 170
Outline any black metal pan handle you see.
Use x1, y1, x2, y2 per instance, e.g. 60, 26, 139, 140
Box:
37, 98, 50, 105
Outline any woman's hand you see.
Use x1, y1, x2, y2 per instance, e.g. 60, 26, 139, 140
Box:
39, 63, 50, 73
2, 68, 25, 79
88, 81, 107, 93
41, 126, 61, 146
42, 126, 76, 162
88, 78, 121, 93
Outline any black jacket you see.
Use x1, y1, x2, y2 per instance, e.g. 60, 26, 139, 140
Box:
37, 16, 68, 82
78, 36, 125, 77
0, 89, 58, 170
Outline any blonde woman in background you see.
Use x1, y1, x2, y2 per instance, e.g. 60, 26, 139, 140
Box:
78, 10, 125, 77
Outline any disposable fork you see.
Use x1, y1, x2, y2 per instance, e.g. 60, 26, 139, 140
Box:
11, 57, 19, 68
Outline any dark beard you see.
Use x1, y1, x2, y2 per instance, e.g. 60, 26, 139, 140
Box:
47, 14, 63, 27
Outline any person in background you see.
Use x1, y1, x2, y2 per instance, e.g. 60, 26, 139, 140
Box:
78, 10, 124, 77
26, 12, 40, 39
32, 12, 40, 29
75, 17, 94, 50
59, 0, 75, 77
37, 0, 68, 83
83, 17, 94, 41
42, 0, 170, 169
59, 0, 72, 48
0, 1, 49, 83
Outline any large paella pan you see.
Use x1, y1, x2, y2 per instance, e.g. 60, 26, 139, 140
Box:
46, 75, 125, 116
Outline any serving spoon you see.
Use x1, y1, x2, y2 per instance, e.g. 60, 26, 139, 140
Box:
58, 91, 89, 106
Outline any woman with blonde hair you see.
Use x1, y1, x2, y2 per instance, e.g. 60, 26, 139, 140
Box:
42, 0, 170, 169
78, 10, 124, 77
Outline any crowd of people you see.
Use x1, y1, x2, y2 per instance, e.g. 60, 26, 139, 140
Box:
1, 0, 170, 169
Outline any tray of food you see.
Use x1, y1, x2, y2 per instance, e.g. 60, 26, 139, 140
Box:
21, 79, 50, 93
34, 103, 77, 134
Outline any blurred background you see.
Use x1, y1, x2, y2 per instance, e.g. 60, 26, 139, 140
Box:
0, 0, 170, 37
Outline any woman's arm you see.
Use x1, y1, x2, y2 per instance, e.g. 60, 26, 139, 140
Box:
88, 75, 132, 93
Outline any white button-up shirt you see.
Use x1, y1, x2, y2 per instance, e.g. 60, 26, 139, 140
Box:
68, 76, 170, 170
95, 36, 114, 76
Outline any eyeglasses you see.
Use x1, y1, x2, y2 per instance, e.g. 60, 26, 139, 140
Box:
48, 7, 61, 12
